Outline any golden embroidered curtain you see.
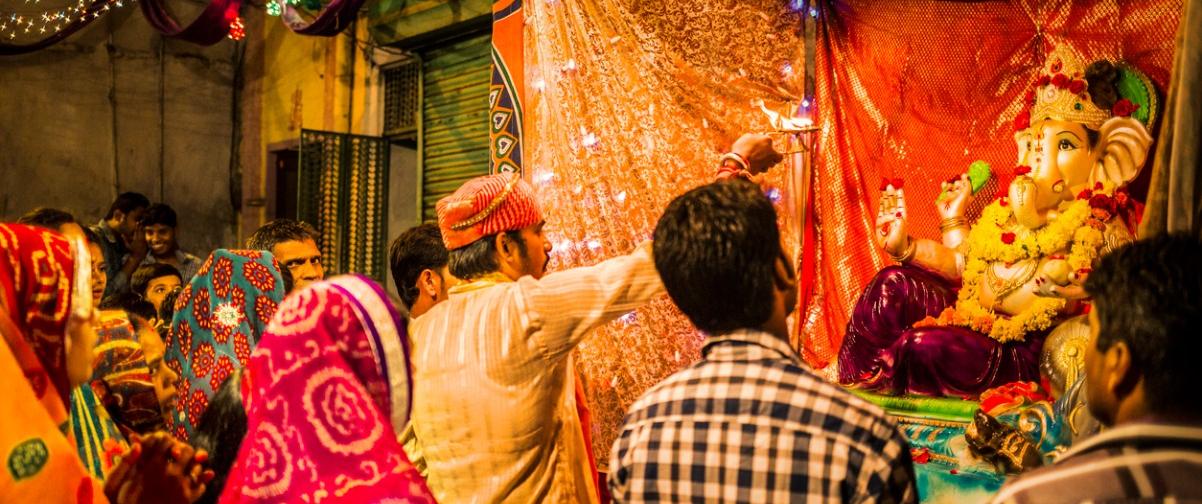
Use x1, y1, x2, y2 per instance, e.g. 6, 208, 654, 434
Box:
524, 0, 808, 462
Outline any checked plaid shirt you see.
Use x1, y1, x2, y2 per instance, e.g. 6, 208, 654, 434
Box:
609, 330, 917, 503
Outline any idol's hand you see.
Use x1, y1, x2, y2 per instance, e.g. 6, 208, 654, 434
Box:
1032, 276, 1089, 300
730, 133, 785, 174
876, 184, 909, 257
937, 173, 973, 219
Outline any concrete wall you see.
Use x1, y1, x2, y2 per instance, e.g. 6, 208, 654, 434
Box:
0, 6, 239, 257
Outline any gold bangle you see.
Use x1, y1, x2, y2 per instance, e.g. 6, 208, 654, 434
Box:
890, 237, 917, 263
939, 216, 969, 233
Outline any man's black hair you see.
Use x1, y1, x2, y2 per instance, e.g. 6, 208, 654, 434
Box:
131, 263, 183, 298
447, 230, 526, 280
652, 180, 781, 334
245, 219, 320, 251
1084, 232, 1202, 416
139, 203, 178, 228
104, 192, 151, 220
193, 369, 247, 504
17, 207, 76, 229
80, 227, 102, 247
389, 223, 450, 309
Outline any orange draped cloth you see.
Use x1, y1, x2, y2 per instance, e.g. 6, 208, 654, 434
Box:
802, 0, 1182, 368
0, 223, 106, 503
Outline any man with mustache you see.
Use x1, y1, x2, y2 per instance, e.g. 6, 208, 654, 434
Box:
408, 134, 783, 503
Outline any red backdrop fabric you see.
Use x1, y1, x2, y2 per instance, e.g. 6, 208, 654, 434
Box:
801, 0, 1182, 369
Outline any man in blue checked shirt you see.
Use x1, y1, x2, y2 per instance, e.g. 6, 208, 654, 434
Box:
609, 179, 917, 503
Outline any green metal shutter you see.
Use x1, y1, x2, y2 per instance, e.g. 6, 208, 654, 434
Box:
420, 34, 492, 221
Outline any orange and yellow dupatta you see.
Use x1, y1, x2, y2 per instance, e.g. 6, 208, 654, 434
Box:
0, 223, 106, 503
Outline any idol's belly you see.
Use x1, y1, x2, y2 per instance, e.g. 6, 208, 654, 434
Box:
978, 259, 1048, 316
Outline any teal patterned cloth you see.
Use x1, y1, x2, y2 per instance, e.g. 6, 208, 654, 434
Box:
854, 390, 1080, 502
165, 249, 285, 442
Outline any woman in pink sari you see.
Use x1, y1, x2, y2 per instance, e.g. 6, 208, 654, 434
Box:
219, 275, 434, 503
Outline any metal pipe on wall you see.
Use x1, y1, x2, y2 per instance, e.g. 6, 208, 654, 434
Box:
107, 28, 120, 198
159, 36, 166, 201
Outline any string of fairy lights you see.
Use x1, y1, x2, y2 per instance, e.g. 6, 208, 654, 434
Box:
0, 0, 125, 41
0, 0, 314, 45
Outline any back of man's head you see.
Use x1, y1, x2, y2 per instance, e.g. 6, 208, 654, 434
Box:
105, 192, 151, 220
1084, 232, 1202, 418
246, 219, 318, 251
653, 180, 781, 335
390, 223, 449, 309
18, 207, 77, 229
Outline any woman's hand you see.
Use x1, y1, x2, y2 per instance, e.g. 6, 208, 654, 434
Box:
105, 433, 214, 504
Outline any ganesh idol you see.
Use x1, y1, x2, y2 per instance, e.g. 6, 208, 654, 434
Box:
837, 46, 1157, 398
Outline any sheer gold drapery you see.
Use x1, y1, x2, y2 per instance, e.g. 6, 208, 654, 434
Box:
524, 0, 807, 463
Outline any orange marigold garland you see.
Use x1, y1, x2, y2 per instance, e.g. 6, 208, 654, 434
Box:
916, 183, 1116, 343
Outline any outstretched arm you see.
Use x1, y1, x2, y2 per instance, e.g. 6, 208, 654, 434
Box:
521, 243, 664, 361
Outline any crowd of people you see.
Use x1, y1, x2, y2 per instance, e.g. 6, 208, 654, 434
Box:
2, 134, 1199, 503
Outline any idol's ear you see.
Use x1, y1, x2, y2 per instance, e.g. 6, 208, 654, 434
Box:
1091, 116, 1152, 187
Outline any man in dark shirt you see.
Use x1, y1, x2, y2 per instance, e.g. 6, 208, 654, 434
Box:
609, 180, 916, 503
992, 233, 1202, 503
389, 223, 457, 318
91, 191, 150, 298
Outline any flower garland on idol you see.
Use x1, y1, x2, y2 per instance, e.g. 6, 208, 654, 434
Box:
918, 174, 1130, 343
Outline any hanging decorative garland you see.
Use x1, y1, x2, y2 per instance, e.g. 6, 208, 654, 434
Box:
278, 0, 367, 36
226, 14, 244, 40
139, 0, 242, 46
0, 0, 125, 55
2, 0, 366, 55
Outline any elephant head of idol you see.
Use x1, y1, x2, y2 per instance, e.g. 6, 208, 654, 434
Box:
1009, 47, 1156, 230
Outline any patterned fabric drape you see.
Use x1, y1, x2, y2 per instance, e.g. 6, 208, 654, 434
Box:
801, 0, 1182, 370
166, 249, 285, 442
218, 276, 433, 503
0, 223, 104, 501
524, 0, 806, 463
90, 311, 165, 436
490, 0, 525, 175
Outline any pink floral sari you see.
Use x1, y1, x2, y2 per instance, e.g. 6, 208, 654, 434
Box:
219, 275, 434, 503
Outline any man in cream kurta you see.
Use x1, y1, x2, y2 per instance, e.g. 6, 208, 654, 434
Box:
409, 172, 664, 503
